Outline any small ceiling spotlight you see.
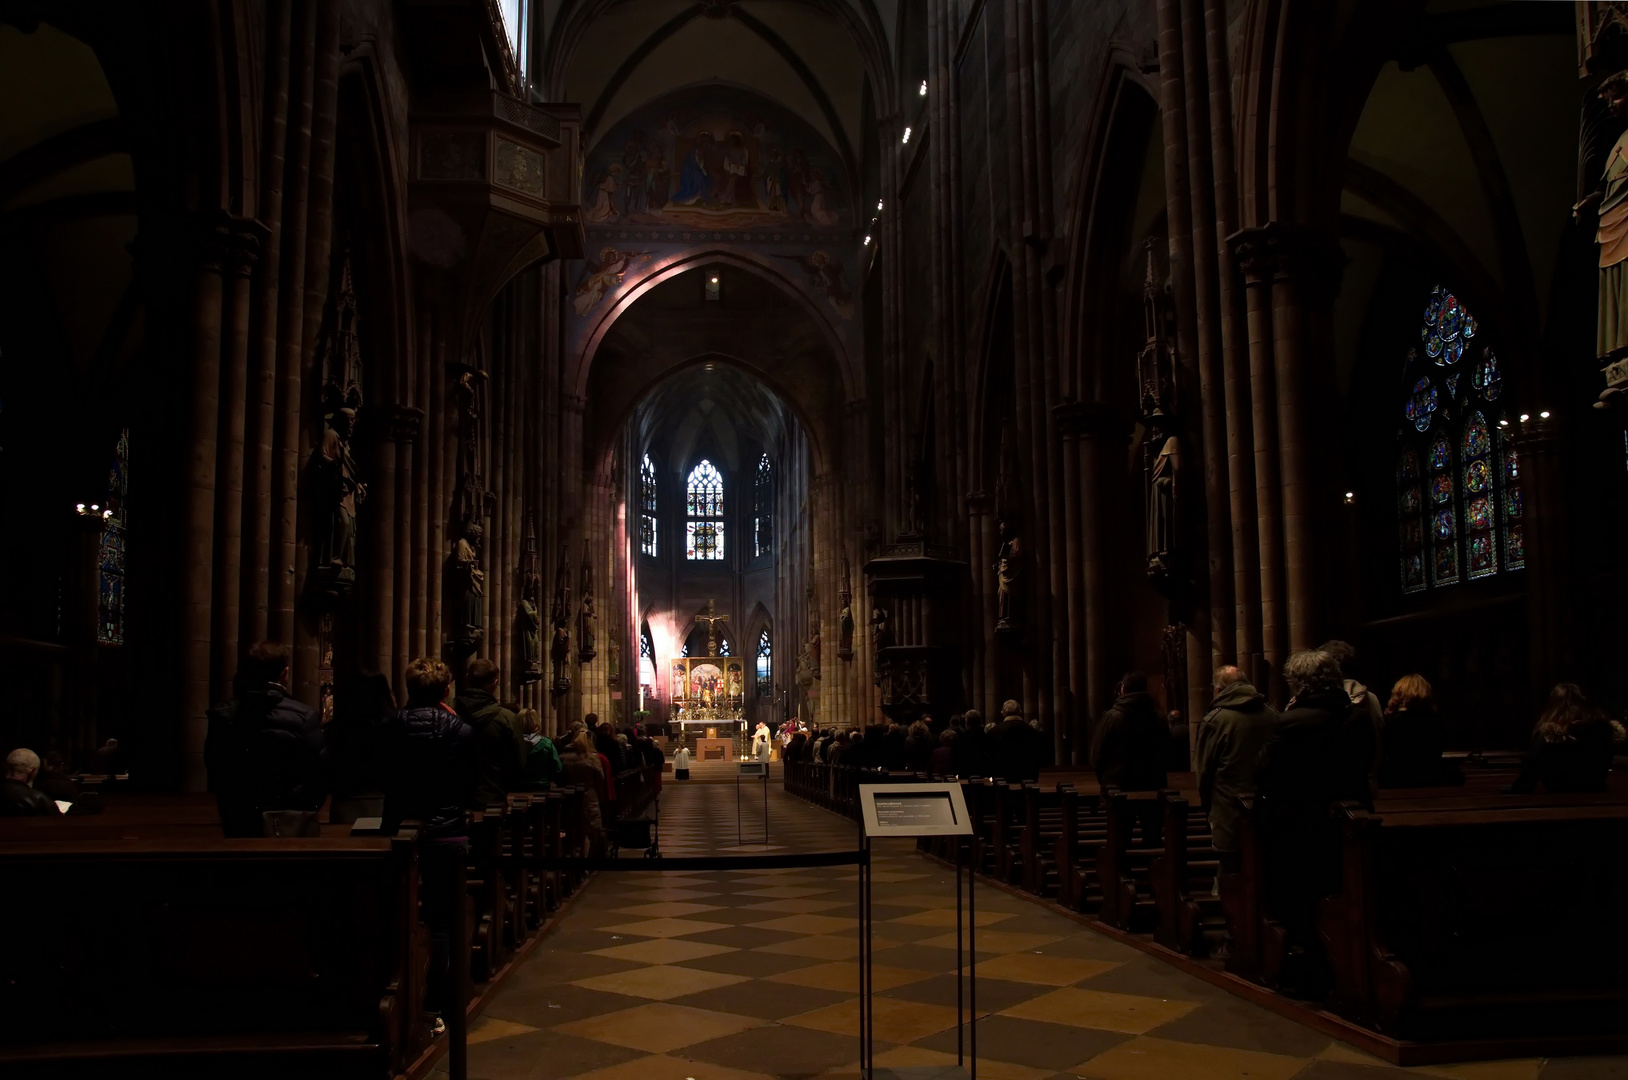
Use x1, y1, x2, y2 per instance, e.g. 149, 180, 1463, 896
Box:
1343, 492, 1355, 505
863, 235, 872, 245
709, 276, 719, 284
1519, 413, 1530, 422
1498, 419, 1509, 427
919, 80, 928, 97
901, 126, 912, 144
877, 199, 884, 212
1539, 410, 1551, 419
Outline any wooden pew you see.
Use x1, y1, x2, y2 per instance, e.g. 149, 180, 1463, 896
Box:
1150, 790, 1223, 956
1018, 782, 1069, 896
1316, 800, 1628, 1041
0, 836, 428, 1080
1052, 787, 1106, 913
1094, 789, 1165, 932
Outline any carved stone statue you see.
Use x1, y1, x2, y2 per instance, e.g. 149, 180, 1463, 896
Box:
1146, 412, 1180, 577
807, 616, 821, 680
550, 547, 571, 694
519, 570, 542, 682
995, 519, 1023, 632
1580, 72, 1628, 361
454, 522, 485, 644
310, 407, 365, 588
838, 556, 855, 662
870, 603, 892, 655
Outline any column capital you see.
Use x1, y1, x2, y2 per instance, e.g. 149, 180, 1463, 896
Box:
198, 212, 268, 276
1227, 222, 1343, 298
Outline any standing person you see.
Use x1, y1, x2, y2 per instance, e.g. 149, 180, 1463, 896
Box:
1321, 640, 1385, 796
752, 721, 771, 761
0, 749, 59, 816
328, 670, 396, 808
929, 728, 958, 777
1192, 666, 1280, 871
456, 659, 525, 806
1378, 675, 1459, 789
516, 709, 561, 791
379, 657, 474, 829
673, 741, 692, 780
1254, 649, 1369, 998
954, 709, 988, 777
904, 719, 934, 772
992, 701, 1043, 781
1091, 674, 1169, 792
589, 713, 625, 772
558, 726, 608, 851
205, 641, 327, 837
1507, 683, 1623, 794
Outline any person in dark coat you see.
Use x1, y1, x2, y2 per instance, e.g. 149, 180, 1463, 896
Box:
31, 751, 78, 803
929, 728, 958, 777
380, 657, 474, 828
1377, 675, 1460, 789
953, 709, 989, 777
904, 719, 934, 773
1253, 648, 1372, 998
456, 658, 526, 806
589, 713, 625, 773
1091, 674, 1169, 792
993, 701, 1046, 782
1193, 666, 1280, 865
1507, 683, 1622, 794
1, 749, 60, 816
205, 640, 327, 837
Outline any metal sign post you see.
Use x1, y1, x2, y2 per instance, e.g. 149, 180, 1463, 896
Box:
857, 783, 976, 1080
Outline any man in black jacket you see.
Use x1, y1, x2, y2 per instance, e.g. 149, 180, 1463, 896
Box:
1254, 648, 1371, 997
993, 701, 1045, 782
205, 641, 327, 837
1092, 674, 1169, 844
1, 749, 60, 816
456, 658, 525, 806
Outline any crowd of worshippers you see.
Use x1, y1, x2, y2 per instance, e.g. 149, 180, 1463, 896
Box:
781, 699, 1053, 783
0, 640, 666, 841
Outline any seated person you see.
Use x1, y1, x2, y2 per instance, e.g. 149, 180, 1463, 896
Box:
380, 657, 473, 828
1507, 683, 1623, 794
456, 658, 525, 806
0, 749, 61, 816
204, 640, 327, 837
32, 750, 79, 803
1377, 674, 1461, 789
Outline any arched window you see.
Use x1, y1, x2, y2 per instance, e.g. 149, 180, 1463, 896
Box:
1395, 286, 1523, 593
639, 623, 656, 689
756, 629, 771, 694
639, 454, 658, 558
753, 453, 773, 558
685, 458, 724, 560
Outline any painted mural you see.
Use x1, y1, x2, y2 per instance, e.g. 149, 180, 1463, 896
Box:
568, 87, 860, 348
581, 86, 851, 232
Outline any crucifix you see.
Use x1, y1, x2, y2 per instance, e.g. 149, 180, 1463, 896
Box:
695, 599, 729, 657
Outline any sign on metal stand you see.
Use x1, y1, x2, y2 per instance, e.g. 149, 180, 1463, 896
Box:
857, 783, 976, 1080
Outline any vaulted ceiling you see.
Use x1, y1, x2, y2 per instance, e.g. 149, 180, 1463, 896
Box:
539, 0, 882, 175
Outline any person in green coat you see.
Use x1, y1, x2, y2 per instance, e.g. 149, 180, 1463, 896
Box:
518, 708, 561, 790
455, 659, 526, 806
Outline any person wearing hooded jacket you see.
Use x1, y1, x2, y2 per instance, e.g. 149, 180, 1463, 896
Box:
380, 657, 474, 829
1193, 666, 1280, 866
206, 640, 327, 837
1091, 674, 1169, 792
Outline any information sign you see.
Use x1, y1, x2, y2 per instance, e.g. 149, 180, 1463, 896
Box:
859, 783, 973, 838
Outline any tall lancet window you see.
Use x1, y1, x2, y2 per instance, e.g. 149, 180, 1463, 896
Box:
685, 459, 725, 560
753, 453, 773, 557
639, 453, 658, 557
1395, 286, 1521, 593
756, 629, 772, 694
639, 623, 656, 689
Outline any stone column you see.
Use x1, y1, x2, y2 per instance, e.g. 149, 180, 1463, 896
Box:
1512, 415, 1570, 715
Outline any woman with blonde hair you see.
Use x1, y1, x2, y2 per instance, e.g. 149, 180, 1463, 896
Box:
1378, 675, 1458, 788
557, 725, 607, 851
1508, 683, 1622, 794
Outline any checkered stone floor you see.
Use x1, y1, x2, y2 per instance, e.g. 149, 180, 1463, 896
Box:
439, 775, 1620, 1080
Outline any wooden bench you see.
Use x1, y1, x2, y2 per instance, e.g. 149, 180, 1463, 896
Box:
0, 836, 428, 1080
1150, 790, 1223, 956
1316, 799, 1628, 1042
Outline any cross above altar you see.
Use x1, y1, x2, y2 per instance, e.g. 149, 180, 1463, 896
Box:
695, 599, 729, 656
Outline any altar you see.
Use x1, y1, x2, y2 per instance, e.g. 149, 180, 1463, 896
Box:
670, 601, 746, 750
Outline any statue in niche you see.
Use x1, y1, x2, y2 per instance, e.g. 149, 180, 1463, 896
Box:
577, 545, 597, 664
310, 403, 365, 590
1578, 72, 1628, 362
838, 556, 855, 662
1145, 410, 1181, 579
804, 586, 820, 679
870, 601, 892, 655
994, 518, 1023, 633
454, 522, 485, 646
550, 547, 571, 694
519, 570, 543, 683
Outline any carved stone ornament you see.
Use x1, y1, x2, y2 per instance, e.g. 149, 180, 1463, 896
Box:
550, 545, 571, 695
837, 556, 855, 662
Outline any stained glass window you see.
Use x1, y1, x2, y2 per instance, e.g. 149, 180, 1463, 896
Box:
686, 459, 724, 560
753, 453, 773, 558
97, 429, 129, 644
757, 629, 771, 693
639, 454, 658, 558
1395, 287, 1519, 593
